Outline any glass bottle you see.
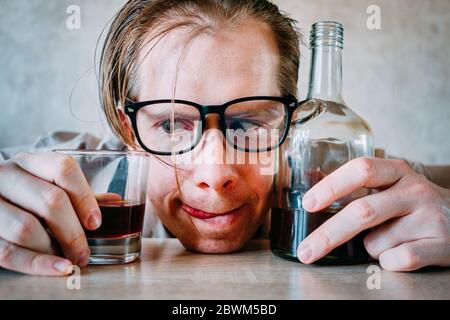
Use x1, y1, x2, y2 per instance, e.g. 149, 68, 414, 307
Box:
270, 21, 373, 264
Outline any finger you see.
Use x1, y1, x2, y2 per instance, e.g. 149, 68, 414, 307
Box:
95, 193, 122, 203
13, 152, 101, 230
0, 197, 53, 254
0, 164, 90, 265
364, 209, 444, 260
0, 238, 73, 276
297, 187, 412, 264
379, 238, 450, 271
302, 157, 411, 212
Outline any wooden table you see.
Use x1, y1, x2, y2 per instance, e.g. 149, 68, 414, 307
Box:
1, 239, 449, 299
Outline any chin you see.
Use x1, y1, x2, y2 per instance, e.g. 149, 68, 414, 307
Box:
182, 237, 248, 254
172, 204, 263, 254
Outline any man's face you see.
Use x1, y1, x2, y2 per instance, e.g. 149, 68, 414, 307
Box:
134, 20, 280, 253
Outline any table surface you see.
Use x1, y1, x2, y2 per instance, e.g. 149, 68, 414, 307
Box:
1, 239, 449, 300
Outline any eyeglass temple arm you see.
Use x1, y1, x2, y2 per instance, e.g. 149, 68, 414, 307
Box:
289, 98, 319, 125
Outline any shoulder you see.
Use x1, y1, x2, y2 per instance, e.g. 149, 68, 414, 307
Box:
0, 131, 126, 161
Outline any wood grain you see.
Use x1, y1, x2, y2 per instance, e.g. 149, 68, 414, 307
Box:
0, 239, 449, 299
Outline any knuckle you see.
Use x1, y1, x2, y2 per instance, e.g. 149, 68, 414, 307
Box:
67, 232, 87, 253
410, 180, 434, 198
353, 199, 377, 228
393, 159, 411, 173
401, 247, 421, 270
324, 180, 338, 198
78, 188, 94, 206
354, 157, 376, 182
316, 228, 333, 248
431, 211, 450, 238
57, 155, 79, 180
11, 216, 36, 244
0, 240, 15, 265
28, 254, 43, 273
42, 186, 68, 212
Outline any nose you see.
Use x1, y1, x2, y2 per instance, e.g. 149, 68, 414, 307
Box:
191, 115, 238, 193
191, 112, 228, 165
193, 163, 238, 193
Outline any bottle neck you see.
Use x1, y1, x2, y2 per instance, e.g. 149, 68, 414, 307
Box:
306, 45, 344, 103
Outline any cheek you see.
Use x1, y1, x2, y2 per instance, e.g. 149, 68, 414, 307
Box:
147, 157, 178, 201
241, 164, 274, 199
247, 150, 277, 177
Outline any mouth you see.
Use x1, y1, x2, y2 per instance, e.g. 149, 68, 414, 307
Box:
181, 203, 245, 224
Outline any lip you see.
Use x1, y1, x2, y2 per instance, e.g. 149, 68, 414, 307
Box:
181, 203, 245, 220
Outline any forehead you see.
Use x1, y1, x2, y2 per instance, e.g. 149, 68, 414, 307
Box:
136, 20, 280, 104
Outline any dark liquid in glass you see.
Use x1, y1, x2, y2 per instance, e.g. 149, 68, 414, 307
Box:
270, 207, 368, 265
85, 201, 146, 239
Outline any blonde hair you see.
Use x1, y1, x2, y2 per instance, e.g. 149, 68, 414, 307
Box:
99, 0, 301, 146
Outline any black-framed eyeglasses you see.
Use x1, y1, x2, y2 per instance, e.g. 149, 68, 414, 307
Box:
124, 96, 299, 155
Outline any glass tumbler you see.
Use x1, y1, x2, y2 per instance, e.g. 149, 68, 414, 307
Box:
55, 150, 150, 264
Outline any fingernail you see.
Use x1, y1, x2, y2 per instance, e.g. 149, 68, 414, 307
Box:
53, 260, 73, 274
87, 210, 102, 230
302, 194, 316, 211
297, 244, 312, 263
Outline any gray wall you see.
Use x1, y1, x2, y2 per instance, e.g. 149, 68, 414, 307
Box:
1, 0, 449, 164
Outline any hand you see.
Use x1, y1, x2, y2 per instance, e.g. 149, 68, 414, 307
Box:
0, 152, 102, 276
297, 157, 450, 271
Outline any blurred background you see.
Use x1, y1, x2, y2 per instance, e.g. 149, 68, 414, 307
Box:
0, 0, 449, 164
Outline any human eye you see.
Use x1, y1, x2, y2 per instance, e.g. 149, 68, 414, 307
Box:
228, 117, 267, 132
156, 117, 195, 134
225, 100, 285, 133
137, 104, 198, 135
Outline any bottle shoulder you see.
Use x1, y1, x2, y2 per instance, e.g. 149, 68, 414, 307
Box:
297, 100, 372, 135
288, 100, 373, 158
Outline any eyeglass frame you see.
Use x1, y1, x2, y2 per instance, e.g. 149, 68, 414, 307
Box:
124, 95, 301, 156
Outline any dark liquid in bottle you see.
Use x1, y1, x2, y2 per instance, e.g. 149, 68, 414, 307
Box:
85, 201, 146, 239
270, 207, 368, 265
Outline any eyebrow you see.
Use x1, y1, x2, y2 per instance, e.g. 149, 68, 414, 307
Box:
225, 107, 284, 118
139, 104, 199, 119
